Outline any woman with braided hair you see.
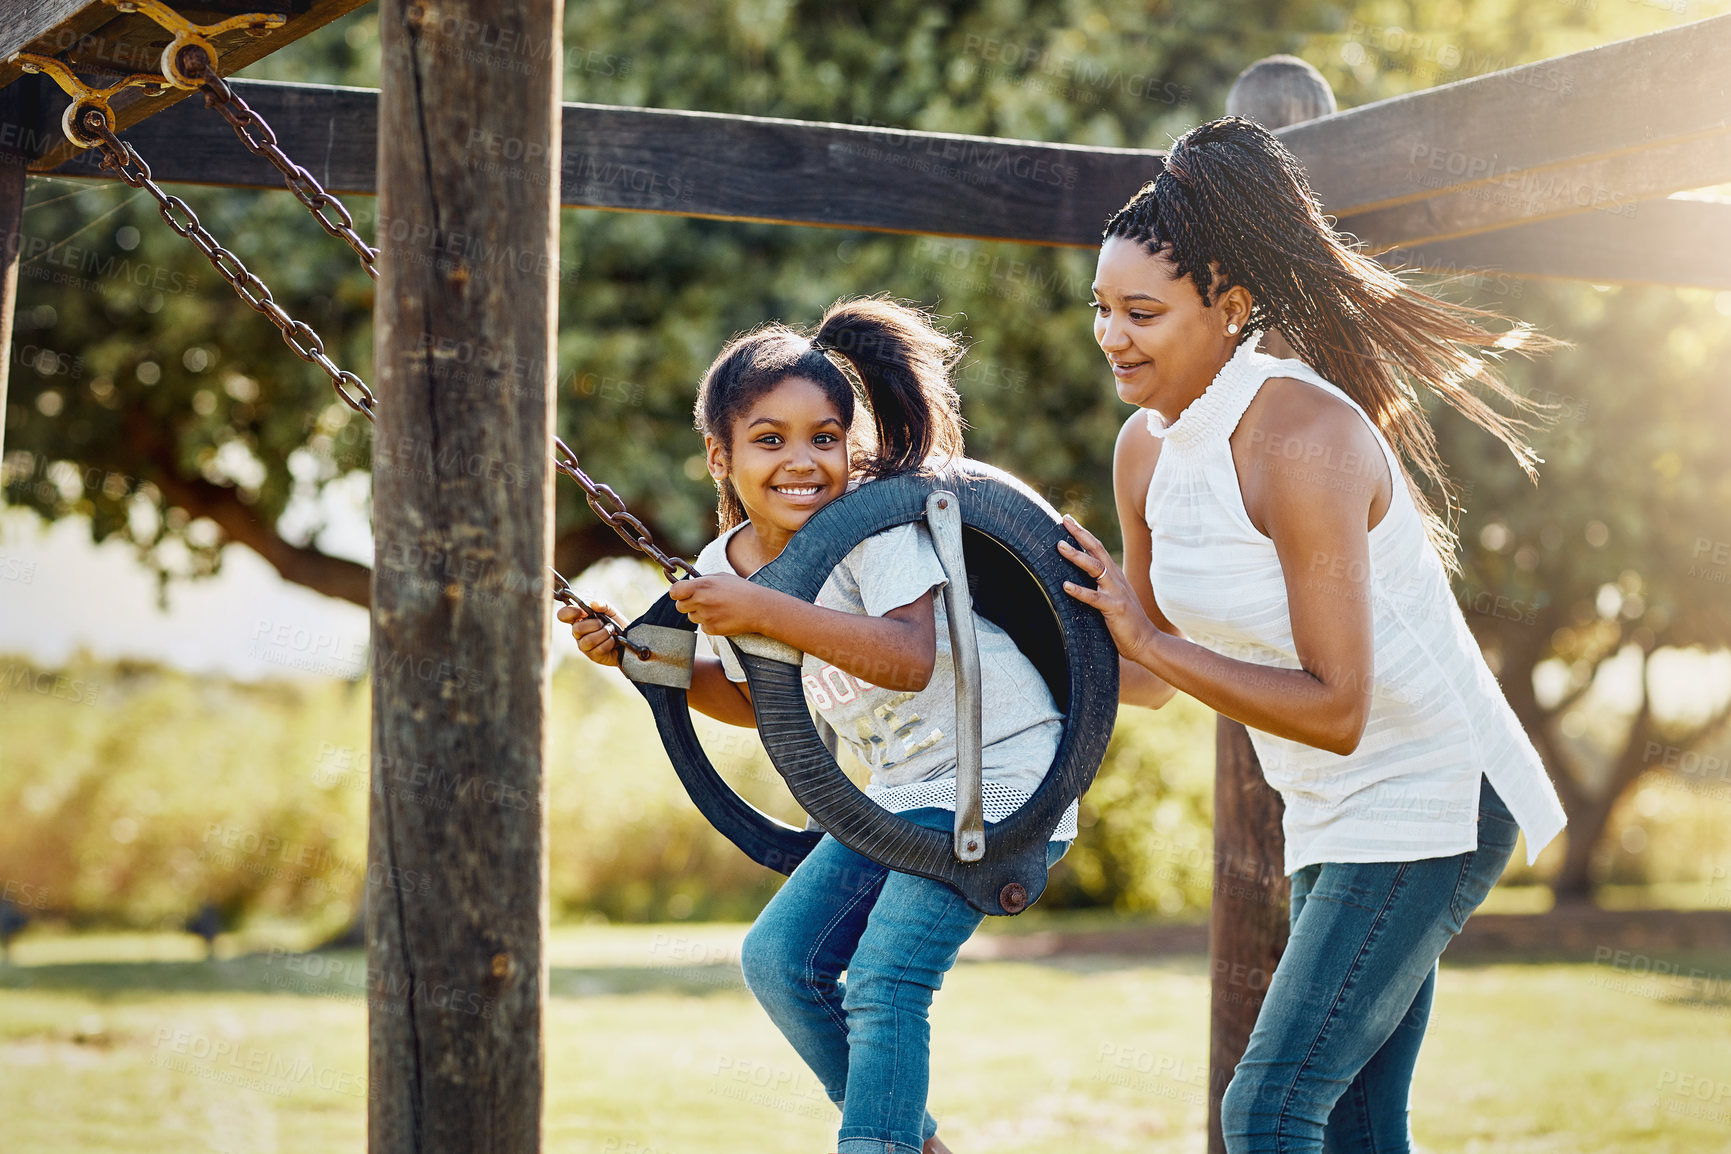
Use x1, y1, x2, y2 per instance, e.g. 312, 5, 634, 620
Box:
1058, 115, 1569, 1151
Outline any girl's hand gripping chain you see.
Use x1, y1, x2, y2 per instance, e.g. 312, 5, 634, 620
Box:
557, 600, 629, 668
667, 572, 774, 637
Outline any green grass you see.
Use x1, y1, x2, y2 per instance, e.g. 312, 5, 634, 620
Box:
2, 927, 1729, 1152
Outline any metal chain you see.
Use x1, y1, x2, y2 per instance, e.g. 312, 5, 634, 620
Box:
554, 438, 702, 585
75, 103, 692, 657
181, 51, 381, 280
169, 49, 701, 595
80, 110, 379, 420
549, 569, 650, 660
85, 0, 698, 633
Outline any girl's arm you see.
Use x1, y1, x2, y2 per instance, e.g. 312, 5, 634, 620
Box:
670, 578, 937, 693
1063, 380, 1387, 755
688, 655, 758, 728
1109, 410, 1180, 711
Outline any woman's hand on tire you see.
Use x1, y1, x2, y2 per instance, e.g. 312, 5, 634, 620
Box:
1057, 515, 1157, 661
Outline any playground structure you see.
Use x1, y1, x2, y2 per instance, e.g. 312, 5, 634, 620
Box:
0, 3, 1727, 1151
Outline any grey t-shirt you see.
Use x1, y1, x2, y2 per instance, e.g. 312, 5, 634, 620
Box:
693, 517, 1065, 800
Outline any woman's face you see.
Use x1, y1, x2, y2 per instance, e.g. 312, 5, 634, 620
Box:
1091, 235, 1251, 416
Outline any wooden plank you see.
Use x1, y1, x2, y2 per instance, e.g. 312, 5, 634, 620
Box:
1, 0, 311, 64
0, 3, 93, 65
1287, 14, 1731, 248
42, 79, 1731, 288
40, 68, 1729, 268
47, 77, 381, 184
553, 102, 1152, 244
1384, 197, 1731, 290
45, 79, 1161, 245
1208, 715, 1289, 1154
367, 0, 555, 1148
0, 80, 38, 466
2, 0, 373, 172
12, 10, 1731, 254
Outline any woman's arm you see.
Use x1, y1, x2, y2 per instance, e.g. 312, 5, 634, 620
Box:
1109, 410, 1180, 711
670, 578, 937, 693
1063, 379, 1389, 755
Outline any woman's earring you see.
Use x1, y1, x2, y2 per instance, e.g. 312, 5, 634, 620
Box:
1227, 323, 1240, 335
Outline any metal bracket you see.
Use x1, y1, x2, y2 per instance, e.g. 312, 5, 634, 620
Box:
926, 490, 985, 863
103, 0, 286, 89
619, 625, 698, 689
7, 54, 170, 148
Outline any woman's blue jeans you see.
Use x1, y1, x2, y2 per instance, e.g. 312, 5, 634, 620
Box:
740, 806, 1069, 1154
1220, 776, 1520, 1153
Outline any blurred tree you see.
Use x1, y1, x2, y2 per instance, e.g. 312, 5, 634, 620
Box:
4, 0, 1338, 601
3, 0, 1725, 903
1433, 280, 1731, 901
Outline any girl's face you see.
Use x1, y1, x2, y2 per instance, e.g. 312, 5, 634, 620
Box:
1091, 236, 1251, 415
706, 375, 851, 544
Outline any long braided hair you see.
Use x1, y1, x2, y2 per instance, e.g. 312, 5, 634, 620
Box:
695, 296, 966, 532
1104, 115, 1558, 562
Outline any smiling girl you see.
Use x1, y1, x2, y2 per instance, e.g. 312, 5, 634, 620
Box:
562, 297, 1076, 1154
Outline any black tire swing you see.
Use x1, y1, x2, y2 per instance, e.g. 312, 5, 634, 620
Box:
622, 459, 1119, 916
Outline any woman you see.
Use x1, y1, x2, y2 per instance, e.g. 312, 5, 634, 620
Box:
1058, 116, 1568, 1152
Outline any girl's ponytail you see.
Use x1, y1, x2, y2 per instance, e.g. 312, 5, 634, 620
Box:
813, 298, 967, 478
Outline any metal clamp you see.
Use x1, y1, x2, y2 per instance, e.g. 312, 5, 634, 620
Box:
619, 625, 697, 689
8, 54, 169, 148
925, 490, 985, 863
102, 0, 285, 89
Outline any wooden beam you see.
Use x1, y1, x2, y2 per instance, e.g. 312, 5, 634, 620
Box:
367, 0, 556, 1148
1383, 197, 1731, 291
45, 78, 1160, 246
1, 0, 372, 173
0, 79, 41, 468
0, 3, 94, 64
39, 64, 1729, 280
1287, 14, 1731, 249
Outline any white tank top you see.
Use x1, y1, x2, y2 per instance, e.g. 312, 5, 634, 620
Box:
1143, 336, 1567, 875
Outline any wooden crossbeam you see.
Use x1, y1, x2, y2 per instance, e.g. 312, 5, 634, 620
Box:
1, 0, 369, 170
13, 11, 1729, 250
41, 79, 1157, 246
35, 77, 1731, 288
1291, 14, 1731, 249
1387, 197, 1731, 291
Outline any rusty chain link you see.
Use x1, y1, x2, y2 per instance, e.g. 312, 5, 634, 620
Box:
66, 88, 693, 657
178, 48, 381, 280
78, 109, 380, 421
554, 438, 702, 585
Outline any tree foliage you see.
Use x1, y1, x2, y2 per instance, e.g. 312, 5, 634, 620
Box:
3, 0, 1726, 897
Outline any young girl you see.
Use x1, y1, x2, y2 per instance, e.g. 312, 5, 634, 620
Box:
1060, 116, 1568, 1152
560, 297, 1075, 1154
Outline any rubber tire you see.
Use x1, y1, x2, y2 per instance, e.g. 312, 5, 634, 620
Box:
629, 459, 1117, 915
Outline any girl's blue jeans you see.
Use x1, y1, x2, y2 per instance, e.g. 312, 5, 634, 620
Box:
1221, 775, 1521, 1153
740, 806, 1069, 1154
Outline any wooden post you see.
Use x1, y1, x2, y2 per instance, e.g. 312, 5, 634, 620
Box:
0, 152, 24, 467
0, 78, 47, 466
369, 1, 561, 1150
1205, 55, 1337, 1154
